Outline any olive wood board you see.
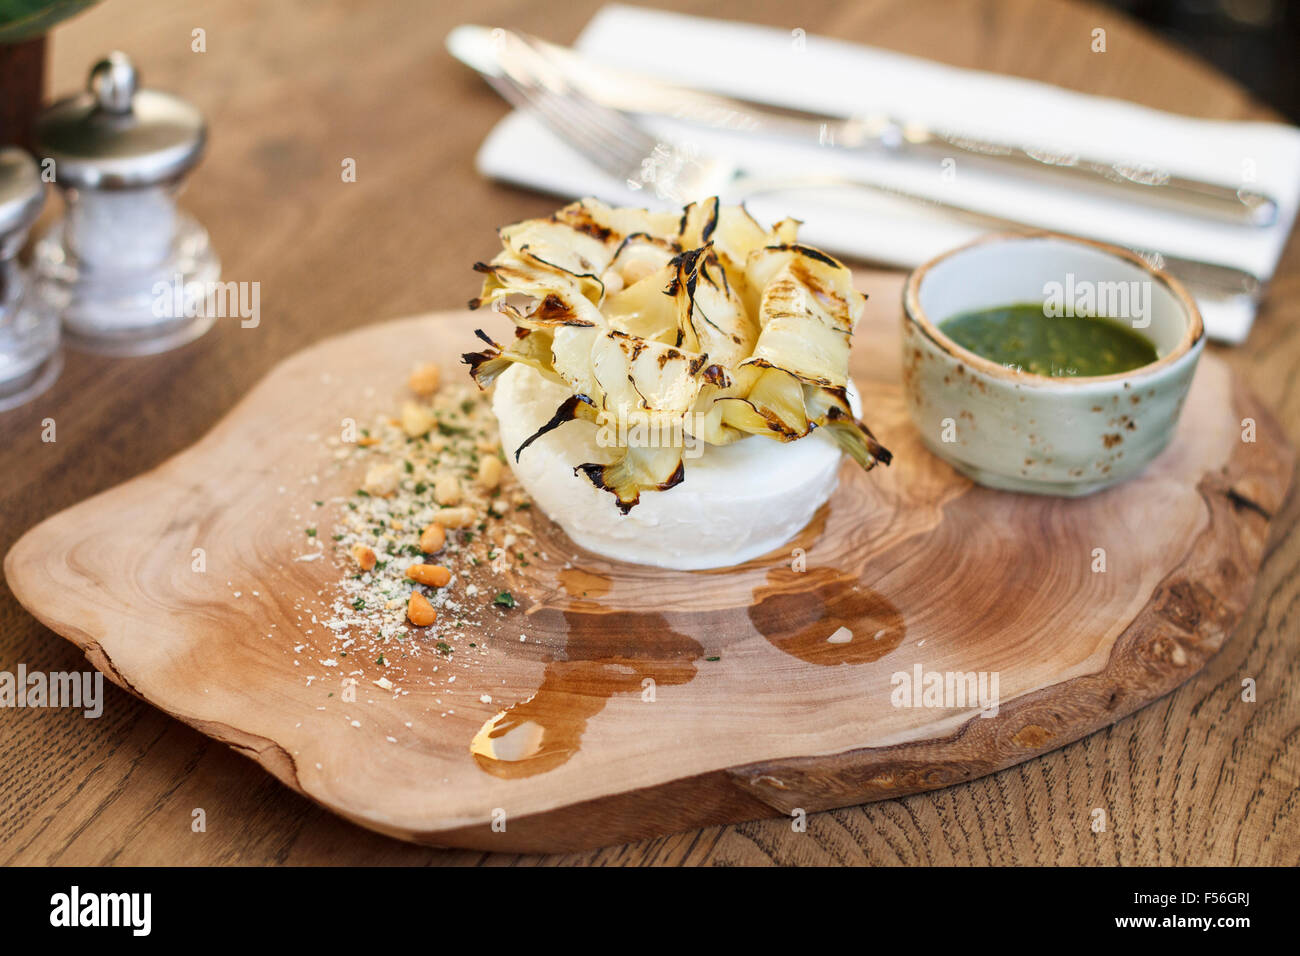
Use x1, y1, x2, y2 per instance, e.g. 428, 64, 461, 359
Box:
5, 301, 1293, 852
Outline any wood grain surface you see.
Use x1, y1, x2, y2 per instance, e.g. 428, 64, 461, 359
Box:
1, 0, 1298, 865
8, 304, 1285, 852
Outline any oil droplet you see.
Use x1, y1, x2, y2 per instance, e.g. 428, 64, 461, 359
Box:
558, 566, 613, 600
750, 567, 905, 665
471, 610, 702, 778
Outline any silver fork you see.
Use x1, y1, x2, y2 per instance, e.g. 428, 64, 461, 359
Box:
470, 29, 1261, 300
476, 30, 732, 203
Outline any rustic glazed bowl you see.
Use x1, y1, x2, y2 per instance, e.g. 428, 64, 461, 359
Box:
901, 233, 1205, 496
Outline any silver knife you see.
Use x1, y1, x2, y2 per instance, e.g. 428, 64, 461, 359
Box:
449, 24, 1278, 229
448, 25, 1265, 298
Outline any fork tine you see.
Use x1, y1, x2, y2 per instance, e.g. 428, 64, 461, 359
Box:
491, 74, 642, 182
486, 72, 616, 167
553, 86, 662, 155
489, 30, 727, 202
508, 33, 662, 153
496, 36, 679, 182
501, 66, 658, 173
529, 85, 652, 170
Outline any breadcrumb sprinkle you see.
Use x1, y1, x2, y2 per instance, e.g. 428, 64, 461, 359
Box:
273, 362, 550, 719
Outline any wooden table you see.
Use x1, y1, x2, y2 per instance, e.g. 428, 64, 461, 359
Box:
2, 0, 1296, 866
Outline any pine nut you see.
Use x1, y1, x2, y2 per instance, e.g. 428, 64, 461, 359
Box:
401, 401, 436, 438
434, 472, 461, 506
408, 362, 441, 396
419, 521, 446, 553
406, 591, 436, 626
363, 462, 399, 497
406, 564, 451, 587
477, 455, 503, 490
432, 506, 475, 528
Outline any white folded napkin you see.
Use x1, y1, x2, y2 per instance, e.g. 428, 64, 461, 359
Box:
474, 3, 1300, 343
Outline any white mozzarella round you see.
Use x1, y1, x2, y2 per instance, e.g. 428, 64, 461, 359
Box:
492, 364, 854, 570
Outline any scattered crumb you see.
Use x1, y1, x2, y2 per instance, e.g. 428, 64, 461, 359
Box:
277, 372, 539, 717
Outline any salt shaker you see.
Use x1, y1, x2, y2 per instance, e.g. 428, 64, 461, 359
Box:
32, 52, 220, 355
0, 148, 61, 412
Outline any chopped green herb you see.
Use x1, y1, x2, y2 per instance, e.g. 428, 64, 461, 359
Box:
305, 527, 317, 537
493, 591, 516, 608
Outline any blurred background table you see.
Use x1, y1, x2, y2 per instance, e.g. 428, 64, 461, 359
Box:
1, 0, 1297, 865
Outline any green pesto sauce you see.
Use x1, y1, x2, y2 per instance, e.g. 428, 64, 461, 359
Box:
939, 303, 1158, 377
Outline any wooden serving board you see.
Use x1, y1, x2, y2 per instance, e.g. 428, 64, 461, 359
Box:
5, 297, 1292, 852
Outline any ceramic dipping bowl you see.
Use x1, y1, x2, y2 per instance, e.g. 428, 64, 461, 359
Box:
901, 233, 1205, 496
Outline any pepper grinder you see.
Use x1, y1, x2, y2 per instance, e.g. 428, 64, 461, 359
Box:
32, 52, 220, 356
0, 148, 61, 412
